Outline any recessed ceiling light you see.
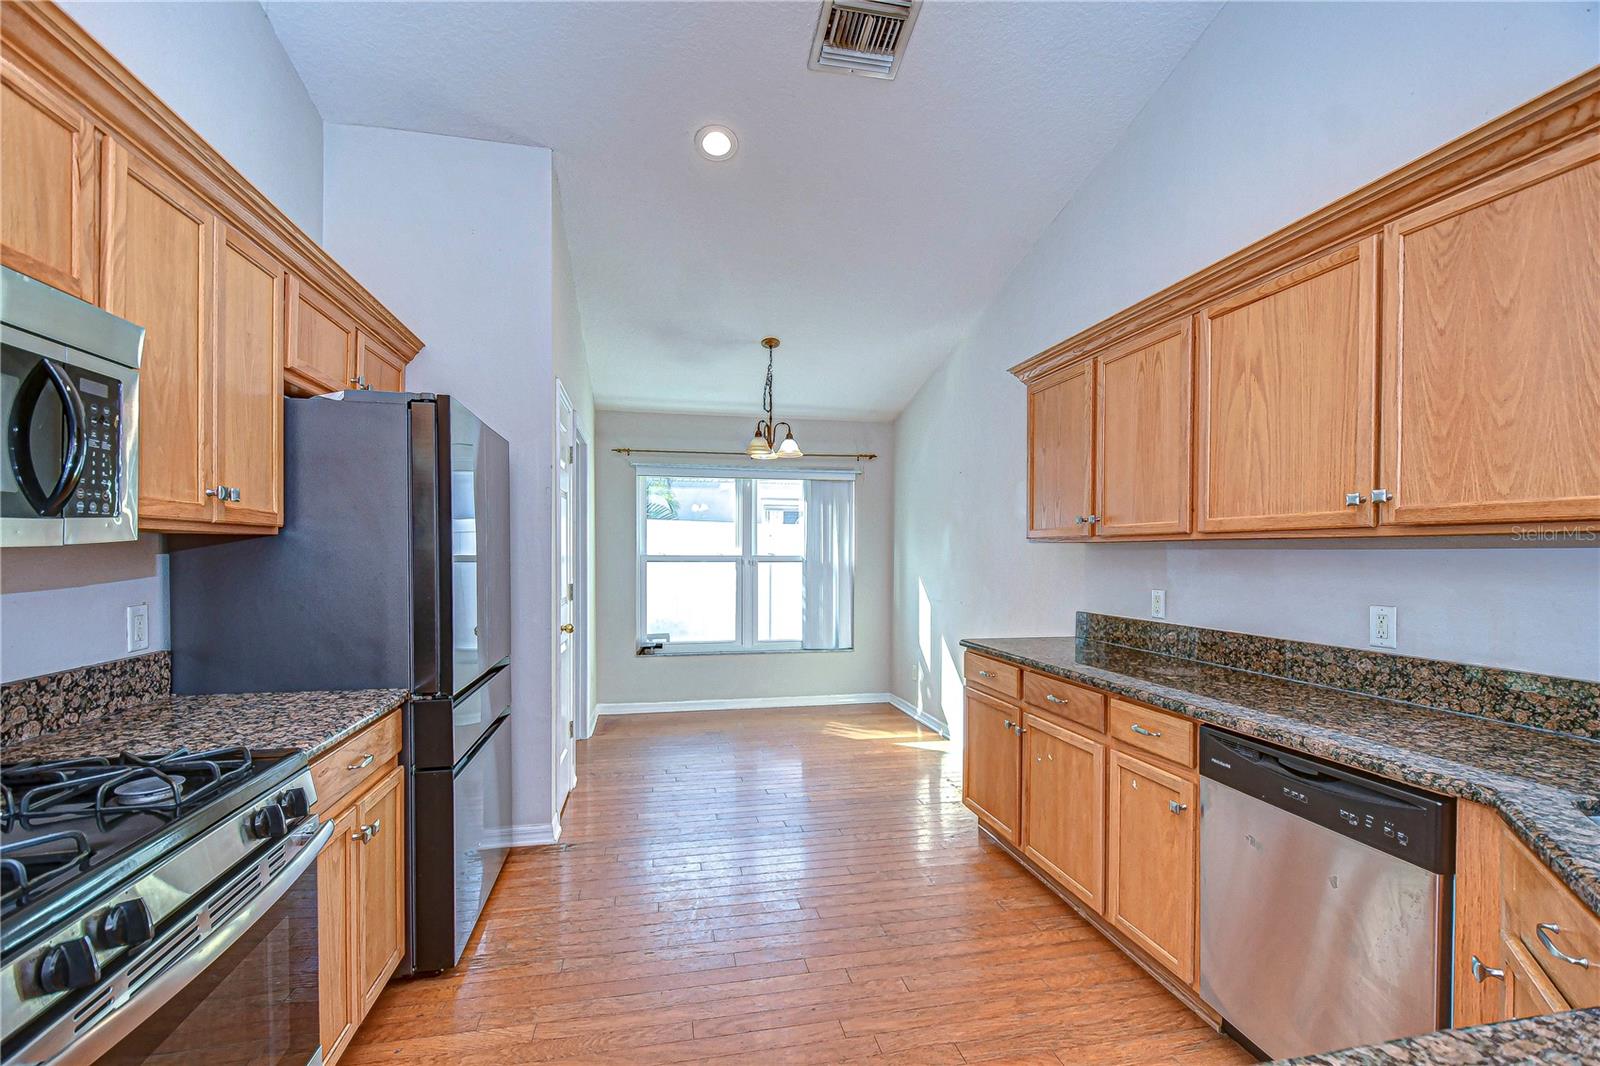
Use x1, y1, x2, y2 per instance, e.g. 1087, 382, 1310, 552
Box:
696, 124, 737, 161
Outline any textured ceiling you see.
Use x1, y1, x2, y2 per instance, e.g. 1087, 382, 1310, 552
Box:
265, 1, 1219, 420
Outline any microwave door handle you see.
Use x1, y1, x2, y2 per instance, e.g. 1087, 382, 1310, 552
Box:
10, 357, 88, 516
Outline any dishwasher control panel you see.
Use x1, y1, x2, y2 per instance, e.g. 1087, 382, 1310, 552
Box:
1199, 728, 1453, 875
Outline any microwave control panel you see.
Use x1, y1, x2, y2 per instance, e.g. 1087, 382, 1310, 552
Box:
67, 368, 124, 518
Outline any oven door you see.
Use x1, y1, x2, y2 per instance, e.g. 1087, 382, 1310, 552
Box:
8, 820, 332, 1066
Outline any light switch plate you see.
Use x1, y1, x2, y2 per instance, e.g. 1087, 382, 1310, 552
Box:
126, 603, 150, 652
1369, 605, 1397, 649
1151, 589, 1167, 620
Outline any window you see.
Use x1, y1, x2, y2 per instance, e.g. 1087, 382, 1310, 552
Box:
637, 468, 854, 654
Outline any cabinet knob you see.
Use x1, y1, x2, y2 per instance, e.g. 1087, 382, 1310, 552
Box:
1470, 954, 1505, 982
1345, 492, 1365, 506
1371, 488, 1394, 503
1074, 516, 1087, 525
1169, 801, 1188, 814
349, 375, 370, 390
205, 484, 228, 499
354, 818, 382, 844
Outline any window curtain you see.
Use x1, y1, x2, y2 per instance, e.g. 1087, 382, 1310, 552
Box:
802, 479, 854, 650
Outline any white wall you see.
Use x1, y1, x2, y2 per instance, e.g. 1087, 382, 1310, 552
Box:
0, 537, 169, 682
595, 410, 894, 705
322, 123, 562, 837
892, 1, 1600, 732
61, 0, 325, 239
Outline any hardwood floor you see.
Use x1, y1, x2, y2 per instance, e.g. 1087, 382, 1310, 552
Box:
348, 705, 1252, 1065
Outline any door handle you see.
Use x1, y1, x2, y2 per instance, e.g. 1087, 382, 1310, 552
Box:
11, 357, 87, 516
1470, 954, 1505, 982
346, 753, 375, 772
1130, 723, 1163, 738
1536, 923, 1591, 968
560, 623, 575, 634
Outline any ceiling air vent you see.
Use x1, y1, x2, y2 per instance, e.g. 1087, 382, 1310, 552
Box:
808, 0, 921, 81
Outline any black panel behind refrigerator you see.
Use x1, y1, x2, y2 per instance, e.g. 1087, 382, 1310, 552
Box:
168, 391, 514, 974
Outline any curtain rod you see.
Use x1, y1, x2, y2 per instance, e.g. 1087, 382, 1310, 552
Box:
613, 447, 877, 461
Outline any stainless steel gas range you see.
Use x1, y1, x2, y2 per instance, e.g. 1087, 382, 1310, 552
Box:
0, 747, 330, 1065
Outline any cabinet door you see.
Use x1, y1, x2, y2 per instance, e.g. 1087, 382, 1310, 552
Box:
1106, 750, 1196, 983
355, 764, 406, 1013
213, 225, 284, 527
1502, 932, 1570, 1020
1022, 713, 1105, 912
1027, 360, 1095, 538
1095, 319, 1193, 537
0, 57, 98, 301
102, 141, 215, 526
356, 332, 406, 393
318, 804, 360, 1065
1382, 135, 1600, 526
1198, 239, 1378, 532
286, 275, 357, 395
962, 690, 1022, 844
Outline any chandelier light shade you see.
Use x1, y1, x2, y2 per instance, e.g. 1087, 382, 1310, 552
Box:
745, 337, 803, 460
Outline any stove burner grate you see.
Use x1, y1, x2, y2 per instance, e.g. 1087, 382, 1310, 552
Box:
0, 830, 91, 914
0, 746, 254, 829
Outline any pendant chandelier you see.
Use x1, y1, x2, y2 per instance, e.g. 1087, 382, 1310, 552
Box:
745, 336, 803, 460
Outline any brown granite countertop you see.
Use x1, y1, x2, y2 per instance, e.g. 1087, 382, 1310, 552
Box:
1275, 1007, 1600, 1064
0, 689, 408, 763
960, 637, 1600, 917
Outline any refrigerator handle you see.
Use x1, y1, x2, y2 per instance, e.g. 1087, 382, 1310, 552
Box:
408, 399, 444, 697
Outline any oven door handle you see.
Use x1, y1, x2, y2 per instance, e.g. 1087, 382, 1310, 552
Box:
9, 356, 87, 517
13, 819, 333, 1066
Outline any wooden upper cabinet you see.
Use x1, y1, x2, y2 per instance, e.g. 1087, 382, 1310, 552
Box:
1022, 713, 1105, 913
1106, 750, 1196, 983
962, 689, 1022, 845
213, 225, 285, 527
356, 765, 406, 1013
1198, 239, 1378, 532
286, 275, 358, 395
102, 141, 215, 526
0, 57, 98, 301
356, 331, 406, 393
1027, 360, 1095, 538
1095, 319, 1193, 537
1382, 135, 1600, 526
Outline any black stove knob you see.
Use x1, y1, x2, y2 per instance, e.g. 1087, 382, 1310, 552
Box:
249, 802, 289, 841
95, 898, 154, 949
279, 787, 310, 819
36, 937, 100, 994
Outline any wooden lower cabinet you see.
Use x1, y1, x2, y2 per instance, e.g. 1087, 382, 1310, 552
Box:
314, 715, 406, 1066
1022, 713, 1105, 912
962, 689, 1023, 844
1105, 750, 1197, 984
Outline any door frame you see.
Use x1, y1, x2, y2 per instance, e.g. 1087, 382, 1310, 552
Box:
552, 380, 589, 824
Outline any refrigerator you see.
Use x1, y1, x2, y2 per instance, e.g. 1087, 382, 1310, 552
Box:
168, 391, 512, 974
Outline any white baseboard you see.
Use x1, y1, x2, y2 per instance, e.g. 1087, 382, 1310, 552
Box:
596, 692, 898, 717
885, 693, 951, 738
491, 818, 563, 848
595, 691, 950, 737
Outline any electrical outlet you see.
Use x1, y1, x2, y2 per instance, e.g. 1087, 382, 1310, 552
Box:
1150, 589, 1167, 620
126, 603, 150, 652
1369, 605, 1397, 649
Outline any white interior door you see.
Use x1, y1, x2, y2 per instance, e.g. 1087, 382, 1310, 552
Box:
555, 387, 578, 806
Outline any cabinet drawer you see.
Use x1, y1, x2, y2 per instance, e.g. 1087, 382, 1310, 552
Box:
1501, 830, 1600, 1009
1108, 698, 1195, 768
312, 709, 402, 816
1022, 672, 1106, 733
965, 652, 1022, 699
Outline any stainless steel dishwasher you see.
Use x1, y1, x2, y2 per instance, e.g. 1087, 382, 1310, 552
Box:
1198, 728, 1453, 1060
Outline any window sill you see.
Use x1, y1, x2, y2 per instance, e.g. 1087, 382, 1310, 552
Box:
637, 645, 852, 658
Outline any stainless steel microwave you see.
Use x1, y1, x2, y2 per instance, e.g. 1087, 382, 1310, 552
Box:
1, 267, 143, 546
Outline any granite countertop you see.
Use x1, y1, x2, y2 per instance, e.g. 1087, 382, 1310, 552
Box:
961, 637, 1600, 917
1277, 1007, 1600, 1064
0, 688, 408, 764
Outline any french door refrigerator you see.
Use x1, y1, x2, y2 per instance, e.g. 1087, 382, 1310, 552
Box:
168, 391, 513, 974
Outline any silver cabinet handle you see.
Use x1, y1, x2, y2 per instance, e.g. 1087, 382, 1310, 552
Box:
1130, 723, 1162, 738
1536, 923, 1591, 968
978, 670, 995, 679
1345, 492, 1365, 506
205, 485, 228, 498
349, 375, 370, 390
1045, 694, 1066, 705
346, 753, 375, 772
1470, 954, 1505, 982
1169, 801, 1188, 814
1074, 516, 1087, 525
1087, 515, 1101, 524
1372, 488, 1394, 503
227, 487, 240, 503
353, 818, 382, 844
